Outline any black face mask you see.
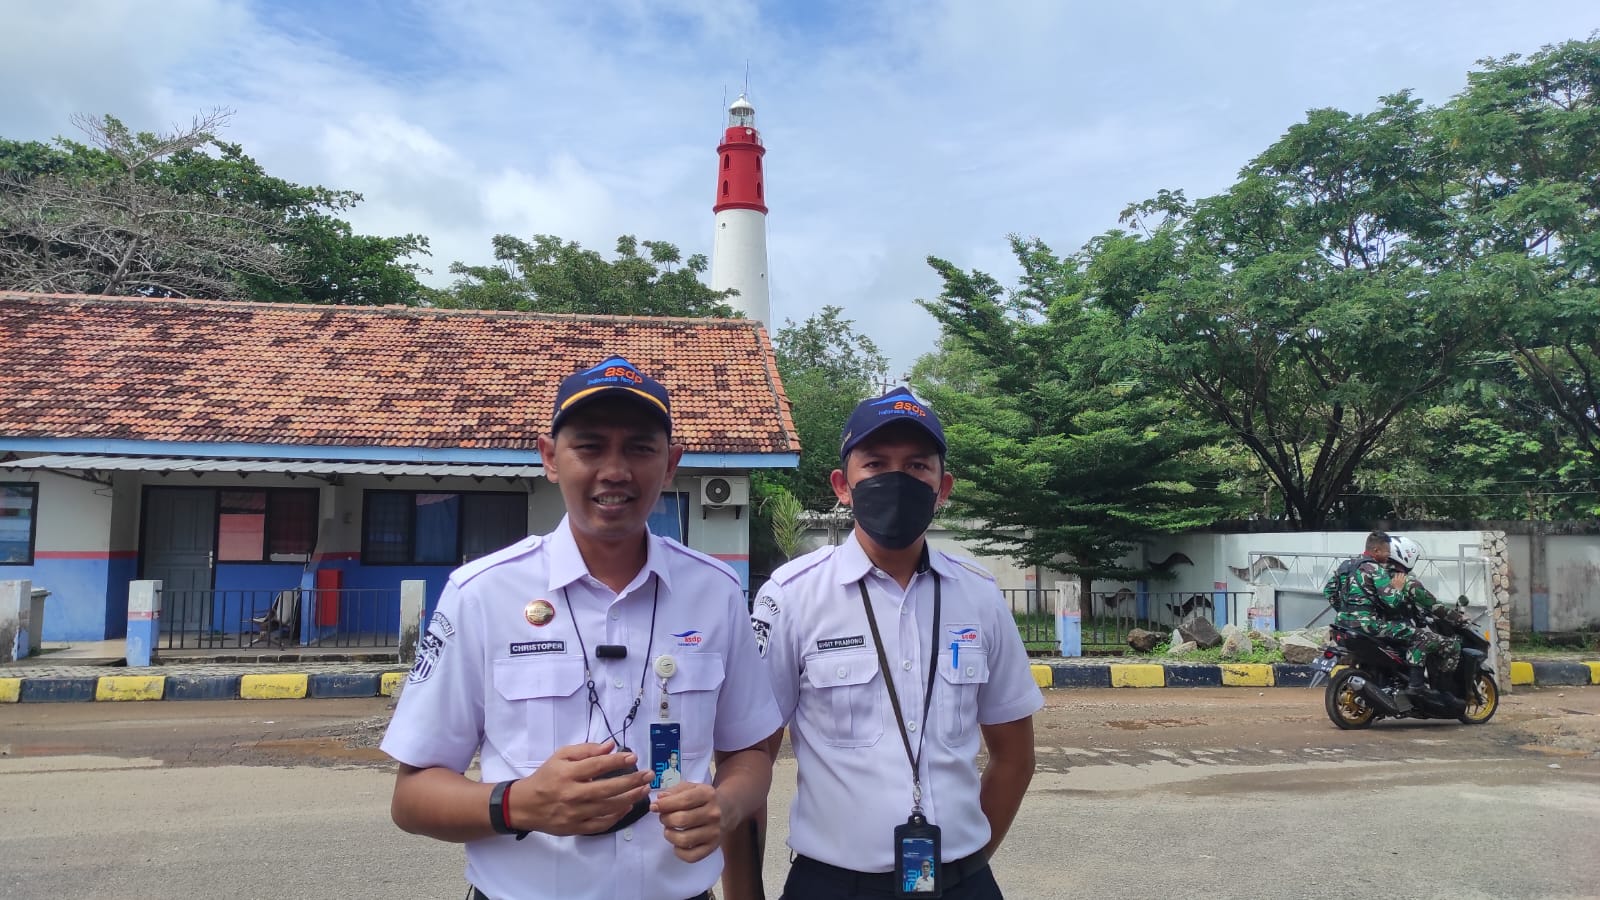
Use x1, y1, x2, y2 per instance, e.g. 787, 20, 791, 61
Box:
850, 471, 937, 550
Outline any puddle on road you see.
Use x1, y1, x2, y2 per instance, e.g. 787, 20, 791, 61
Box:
1104, 718, 1199, 731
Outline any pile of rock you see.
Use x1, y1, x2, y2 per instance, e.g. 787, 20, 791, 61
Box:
1120, 618, 1333, 663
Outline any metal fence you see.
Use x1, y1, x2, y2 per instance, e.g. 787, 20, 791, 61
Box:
157, 587, 400, 651
1079, 590, 1255, 650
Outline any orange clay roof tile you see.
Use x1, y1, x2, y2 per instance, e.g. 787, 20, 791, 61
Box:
0, 292, 799, 457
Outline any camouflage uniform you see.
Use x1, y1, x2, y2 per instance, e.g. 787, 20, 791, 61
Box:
1331, 559, 1455, 669
1395, 577, 1461, 672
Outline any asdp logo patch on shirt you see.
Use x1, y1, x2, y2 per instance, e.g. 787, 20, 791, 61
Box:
408, 611, 454, 684
673, 630, 704, 648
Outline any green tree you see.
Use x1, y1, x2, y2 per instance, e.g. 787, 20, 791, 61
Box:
918, 236, 1236, 597
1439, 38, 1600, 491
771, 305, 888, 511
1111, 91, 1508, 528
439, 233, 736, 317
0, 112, 431, 304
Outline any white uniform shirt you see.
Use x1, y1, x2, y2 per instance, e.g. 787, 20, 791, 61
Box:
382, 516, 782, 900
751, 533, 1044, 872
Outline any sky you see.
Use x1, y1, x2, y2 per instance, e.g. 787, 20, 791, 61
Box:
3, 1, 1597, 375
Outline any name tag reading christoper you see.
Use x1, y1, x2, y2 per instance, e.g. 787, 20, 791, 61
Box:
509, 641, 566, 656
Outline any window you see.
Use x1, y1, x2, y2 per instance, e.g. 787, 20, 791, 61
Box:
723, 154, 730, 170
216, 488, 319, 562
722, 180, 729, 197
0, 483, 38, 565
756, 182, 762, 198
648, 492, 689, 543
362, 490, 528, 565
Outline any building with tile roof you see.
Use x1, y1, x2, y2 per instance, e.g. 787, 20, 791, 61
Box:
0, 292, 798, 646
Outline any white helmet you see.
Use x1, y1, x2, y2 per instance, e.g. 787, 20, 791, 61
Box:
1389, 535, 1423, 573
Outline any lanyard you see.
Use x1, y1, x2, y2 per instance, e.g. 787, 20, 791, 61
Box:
858, 571, 941, 814
561, 578, 659, 751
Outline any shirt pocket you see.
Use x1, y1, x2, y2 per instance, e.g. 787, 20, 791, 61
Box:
489, 655, 587, 768
664, 652, 725, 758
935, 649, 989, 747
801, 649, 884, 748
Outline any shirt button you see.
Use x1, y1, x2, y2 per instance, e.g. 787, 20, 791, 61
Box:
907, 722, 918, 732
614, 679, 625, 689
966, 666, 977, 677
609, 610, 620, 621
622, 828, 633, 841
836, 666, 849, 679
902, 660, 912, 670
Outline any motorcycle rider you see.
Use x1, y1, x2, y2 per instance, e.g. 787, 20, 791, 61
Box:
1384, 536, 1462, 681
1322, 531, 1390, 609
1331, 533, 1437, 701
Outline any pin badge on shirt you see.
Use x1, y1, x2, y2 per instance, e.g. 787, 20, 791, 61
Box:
524, 599, 555, 627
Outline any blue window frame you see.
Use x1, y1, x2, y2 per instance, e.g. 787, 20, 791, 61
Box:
0, 483, 38, 565
362, 490, 527, 565
648, 492, 689, 543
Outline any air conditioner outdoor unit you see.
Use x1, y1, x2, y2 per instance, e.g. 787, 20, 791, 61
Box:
700, 475, 750, 508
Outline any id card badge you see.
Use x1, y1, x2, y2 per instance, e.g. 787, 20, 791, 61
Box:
894, 813, 943, 898
649, 722, 682, 790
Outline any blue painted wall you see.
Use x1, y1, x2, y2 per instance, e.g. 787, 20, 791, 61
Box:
103, 556, 136, 639
8, 556, 122, 642
212, 563, 305, 635
313, 559, 447, 639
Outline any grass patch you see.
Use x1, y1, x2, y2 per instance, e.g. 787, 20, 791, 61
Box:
1123, 641, 1287, 665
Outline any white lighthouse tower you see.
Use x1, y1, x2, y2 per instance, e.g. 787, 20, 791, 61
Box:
710, 94, 770, 326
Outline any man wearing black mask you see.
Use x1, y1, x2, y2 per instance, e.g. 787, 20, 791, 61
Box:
723, 387, 1043, 900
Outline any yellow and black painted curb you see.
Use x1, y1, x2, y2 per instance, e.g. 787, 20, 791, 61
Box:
1026, 659, 1600, 690
0, 671, 408, 703
2, 660, 1596, 702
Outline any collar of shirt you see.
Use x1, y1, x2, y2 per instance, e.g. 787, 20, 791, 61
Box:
833, 529, 959, 587
544, 515, 674, 596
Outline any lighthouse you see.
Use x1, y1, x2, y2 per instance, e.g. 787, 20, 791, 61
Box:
710, 94, 770, 326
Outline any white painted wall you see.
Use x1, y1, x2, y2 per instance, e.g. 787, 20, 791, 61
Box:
710, 207, 770, 326
1547, 534, 1600, 630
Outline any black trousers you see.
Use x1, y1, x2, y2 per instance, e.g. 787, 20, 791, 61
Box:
780, 853, 1002, 900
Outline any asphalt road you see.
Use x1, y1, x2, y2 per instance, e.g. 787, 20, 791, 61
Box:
2, 687, 1597, 900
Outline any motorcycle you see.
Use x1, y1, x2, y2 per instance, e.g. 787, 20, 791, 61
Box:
1308, 596, 1499, 730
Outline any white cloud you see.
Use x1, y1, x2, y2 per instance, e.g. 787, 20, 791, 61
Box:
4, 0, 1598, 372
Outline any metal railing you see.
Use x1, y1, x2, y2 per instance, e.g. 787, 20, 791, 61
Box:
1000, 588, 1058, 616
1080, 590, 1255, 650
157, 587, 400, 651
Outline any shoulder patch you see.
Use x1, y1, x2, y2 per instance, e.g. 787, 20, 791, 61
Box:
661, 537, 742, 588
452, 534, 544, 587
942, 552, 998, 583
771, 545, 836, 588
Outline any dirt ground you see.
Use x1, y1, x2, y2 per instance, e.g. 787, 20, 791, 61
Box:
3, 683, 1596, 769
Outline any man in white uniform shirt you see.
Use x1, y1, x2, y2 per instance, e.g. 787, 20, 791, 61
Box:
724, 387, 1043, 899
382, 355, 782, 900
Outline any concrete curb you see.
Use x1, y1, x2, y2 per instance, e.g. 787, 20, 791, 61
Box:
1025, 660, 1600, 691
2, 661, 1597, 702
0, 671, 401, 702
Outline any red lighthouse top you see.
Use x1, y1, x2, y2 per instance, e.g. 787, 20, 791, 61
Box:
714, 94, 767, 215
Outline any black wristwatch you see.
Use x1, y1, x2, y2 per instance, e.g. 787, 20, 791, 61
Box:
488, 780, 530, 840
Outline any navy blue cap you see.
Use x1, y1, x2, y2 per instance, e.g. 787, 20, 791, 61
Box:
549, 356, 672, 435
839, 387, 946, 460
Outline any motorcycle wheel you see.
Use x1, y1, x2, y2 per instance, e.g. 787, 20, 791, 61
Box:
1458, 671, 1499, 725
1325, 668, 1378, 730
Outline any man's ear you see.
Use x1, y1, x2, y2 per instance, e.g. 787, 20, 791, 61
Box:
538, 434, 559, 483
829, 468, 851, 505
664, 442, 684, 484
